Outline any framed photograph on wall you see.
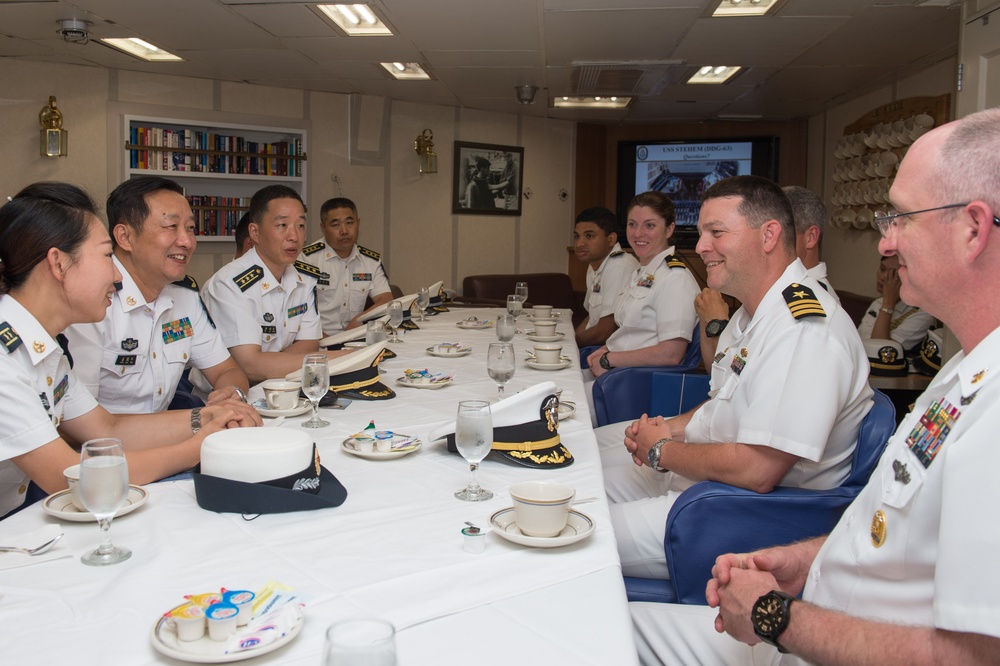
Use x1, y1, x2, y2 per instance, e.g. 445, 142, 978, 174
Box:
452, 141, 524, 215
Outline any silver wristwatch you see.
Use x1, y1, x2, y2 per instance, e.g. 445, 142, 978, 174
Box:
647, 438, 671, 473
190, 407, 203, 434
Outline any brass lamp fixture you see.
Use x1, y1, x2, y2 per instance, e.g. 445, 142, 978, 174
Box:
413, 128, 437, 174
39, 96, 68, 158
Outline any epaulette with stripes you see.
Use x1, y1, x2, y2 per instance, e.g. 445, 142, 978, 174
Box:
302, 241, 325, 256
233, 266, 264, 292
782, 283, 826, 319
172, 275, 199, 291
0, 321, 22, 353
294, 260, 323, 280
666, 254, 687, 269
359, 245, 381, 261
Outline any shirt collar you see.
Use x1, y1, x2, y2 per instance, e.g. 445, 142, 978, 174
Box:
0, 294, 60, 367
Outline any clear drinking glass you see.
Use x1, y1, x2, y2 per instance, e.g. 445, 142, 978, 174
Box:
487, 342, 515, 400
416, 287, 430, 321
79, 438, 131, 566
301, 353, 331, 428
366, 320, 387, 346
324, 618, 397, 666
387, 300, 404, 343
515, 281, 529, 307
454, 400, 494, 501
496, 313, 515, 342
506, 294, 523, 334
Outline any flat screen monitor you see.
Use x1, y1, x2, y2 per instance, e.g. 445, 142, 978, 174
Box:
616, 137, 779, 246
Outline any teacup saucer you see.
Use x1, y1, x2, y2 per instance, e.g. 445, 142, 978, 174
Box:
557, 401, 576, 421
426, 343, 472, 358
456, 319, 493, 330
525, 332, 564, 343
252, 397, 313, 418
525, 356, 572, 371
489, 507, 596, 548
42, 486, 148, 522
342, 434, 421, 460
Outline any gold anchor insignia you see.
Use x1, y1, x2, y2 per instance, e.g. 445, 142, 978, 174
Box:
972, 370, 986, 384
262, 282, 270, 290
126, 296, 137, 306
870, 509, 887, 548
32, 340, 45, 353
46, 376, 53, 386
741, 347, 748, 358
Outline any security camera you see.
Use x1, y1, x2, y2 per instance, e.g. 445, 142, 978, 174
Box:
58, 18, 91, 44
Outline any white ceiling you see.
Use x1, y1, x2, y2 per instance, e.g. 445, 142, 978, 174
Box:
0, 0, 961, 123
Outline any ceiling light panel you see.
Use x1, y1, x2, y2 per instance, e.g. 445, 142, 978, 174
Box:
712, 0, 779, 18
687, 65, 741, 84
99, 38, 183, 62
316, 4, 394, 36
379, 62, 431, 80
553, 96, 631, 109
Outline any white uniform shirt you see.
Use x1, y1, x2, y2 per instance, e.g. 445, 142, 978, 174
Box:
65, 257, 231, 414
202, 247, 321, 352
857, 296, 935, 351
585, 243, 639, 330
686, 260, 873, 490
805, 261, 839, 303
606, 247, 699, 352
0, 296, 97, 517
794, 324, 1000, 665
300, 241, 390, 334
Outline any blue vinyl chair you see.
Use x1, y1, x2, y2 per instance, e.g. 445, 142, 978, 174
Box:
168, 368, 206, 410
624, 389, 897, 604
591, 326, 702, 426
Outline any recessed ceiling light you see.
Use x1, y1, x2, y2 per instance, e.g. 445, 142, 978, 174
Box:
712, 0, 778, 17
687, 66, 741, 84
316, 4, 394, 36
379, 62, 431, 80
553, 96, 631, 109
99, 38, 182, 62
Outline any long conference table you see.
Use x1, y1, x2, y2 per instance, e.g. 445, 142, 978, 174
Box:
0, 308, 639, 664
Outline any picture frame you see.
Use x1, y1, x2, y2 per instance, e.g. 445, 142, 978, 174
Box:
452, 141, 524, 215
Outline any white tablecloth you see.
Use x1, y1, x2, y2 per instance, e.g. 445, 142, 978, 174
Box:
0, 309, 638, 665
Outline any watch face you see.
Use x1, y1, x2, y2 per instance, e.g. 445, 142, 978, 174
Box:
706, 319, 728, 338
752, 596, 784, 634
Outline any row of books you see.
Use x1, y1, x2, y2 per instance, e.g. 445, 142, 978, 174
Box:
128, 125, 304, 177
187, 197, 250, 237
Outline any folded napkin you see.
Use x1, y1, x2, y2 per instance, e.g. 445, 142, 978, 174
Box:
0, 524, 71, 571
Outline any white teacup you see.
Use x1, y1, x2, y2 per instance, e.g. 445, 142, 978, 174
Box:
532, 319, 558, 337
532, 305, 553, 319
533, 344, 563, 365
262, 380, 302, 410
509, 481, 575, 537
63, 464, 85, 511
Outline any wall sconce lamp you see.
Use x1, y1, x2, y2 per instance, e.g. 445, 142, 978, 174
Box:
39, 96, 68, 158
413, 128, 437, 174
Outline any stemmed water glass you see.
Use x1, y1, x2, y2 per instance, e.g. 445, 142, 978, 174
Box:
416, 287, 430, 321
301, 353, 331, 428
506, 294, 523, 334
79, 438, 131, 566
387, 300, 404, 343
454, 400, 494, 502
515, 281, 529, 308
487, 342, 515, 400
496, 313, 515, 342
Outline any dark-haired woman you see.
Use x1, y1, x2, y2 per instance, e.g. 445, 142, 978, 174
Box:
0, 182, 261, 519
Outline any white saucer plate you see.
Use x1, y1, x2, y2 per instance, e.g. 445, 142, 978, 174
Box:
150, 605, 304, 663
397, 376, 453, 389
43, 485, 148, 522
342, 434, 422, 460
456, 320, 493, 330
525, 332, 565, 343
490, 507, 596, 548
426, 344, 472, 358
527, 313, 561, 320
557, 401, 576, 420
525, 357, 573, 371
252, 397, 313, 418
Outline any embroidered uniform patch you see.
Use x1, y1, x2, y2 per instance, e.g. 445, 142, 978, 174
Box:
162, 317, 193, 344
782, 283, 826, 319
0, 321, 22, 353
906, 398, 959, 468
116, 355, 137, 366
234, 266, 264, 292
353, 273, 373, 282
287, 304, 308, 318
53, 374, 68, 406
261, 325, 277, 335
121, 337, 139, 351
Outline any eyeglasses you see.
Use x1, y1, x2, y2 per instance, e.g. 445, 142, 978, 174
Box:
873, 203, 969, 238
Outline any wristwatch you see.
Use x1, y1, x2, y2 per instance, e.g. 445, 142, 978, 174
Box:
231, 386, 248, 404
190, 407, 203, 434
705, 319, 729, 338
751, 590, 795, 653
599, 351, 613, 370
647, 438, 671, 473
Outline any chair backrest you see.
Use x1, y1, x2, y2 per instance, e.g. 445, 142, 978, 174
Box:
649, 372, 711, 418
842, 388, 896, 487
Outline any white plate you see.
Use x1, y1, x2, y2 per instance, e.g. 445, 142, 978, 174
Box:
489, 508, 596, 548
557, 401, 576, 421
426, 344, 473, 358
342, 434, 422, 460
525, 357, 573, 371
456, 319, 493, 330
525, 332, 565, 343
527, 313, 561, 320
396, 376, 453, 389
252, 397, 313, 418
42, 485, 148, 522
150, 605, 304, 663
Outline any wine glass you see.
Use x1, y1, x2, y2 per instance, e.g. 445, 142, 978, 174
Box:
506, 294, 523, 334
487, 342, 515, 400
79, 438, 131, 566
416, 287, 430, 321
515, 281, 529, 307
324, 619, 397, 666
387, 300, 404, 343
301, 353, 331, 428
454, 400, 494, 502
496, 313, 515, 342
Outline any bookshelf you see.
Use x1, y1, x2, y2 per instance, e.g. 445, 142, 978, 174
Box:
123, 115, 307, 241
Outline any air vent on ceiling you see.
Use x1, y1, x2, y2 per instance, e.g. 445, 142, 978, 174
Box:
570, 61, 686, 97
